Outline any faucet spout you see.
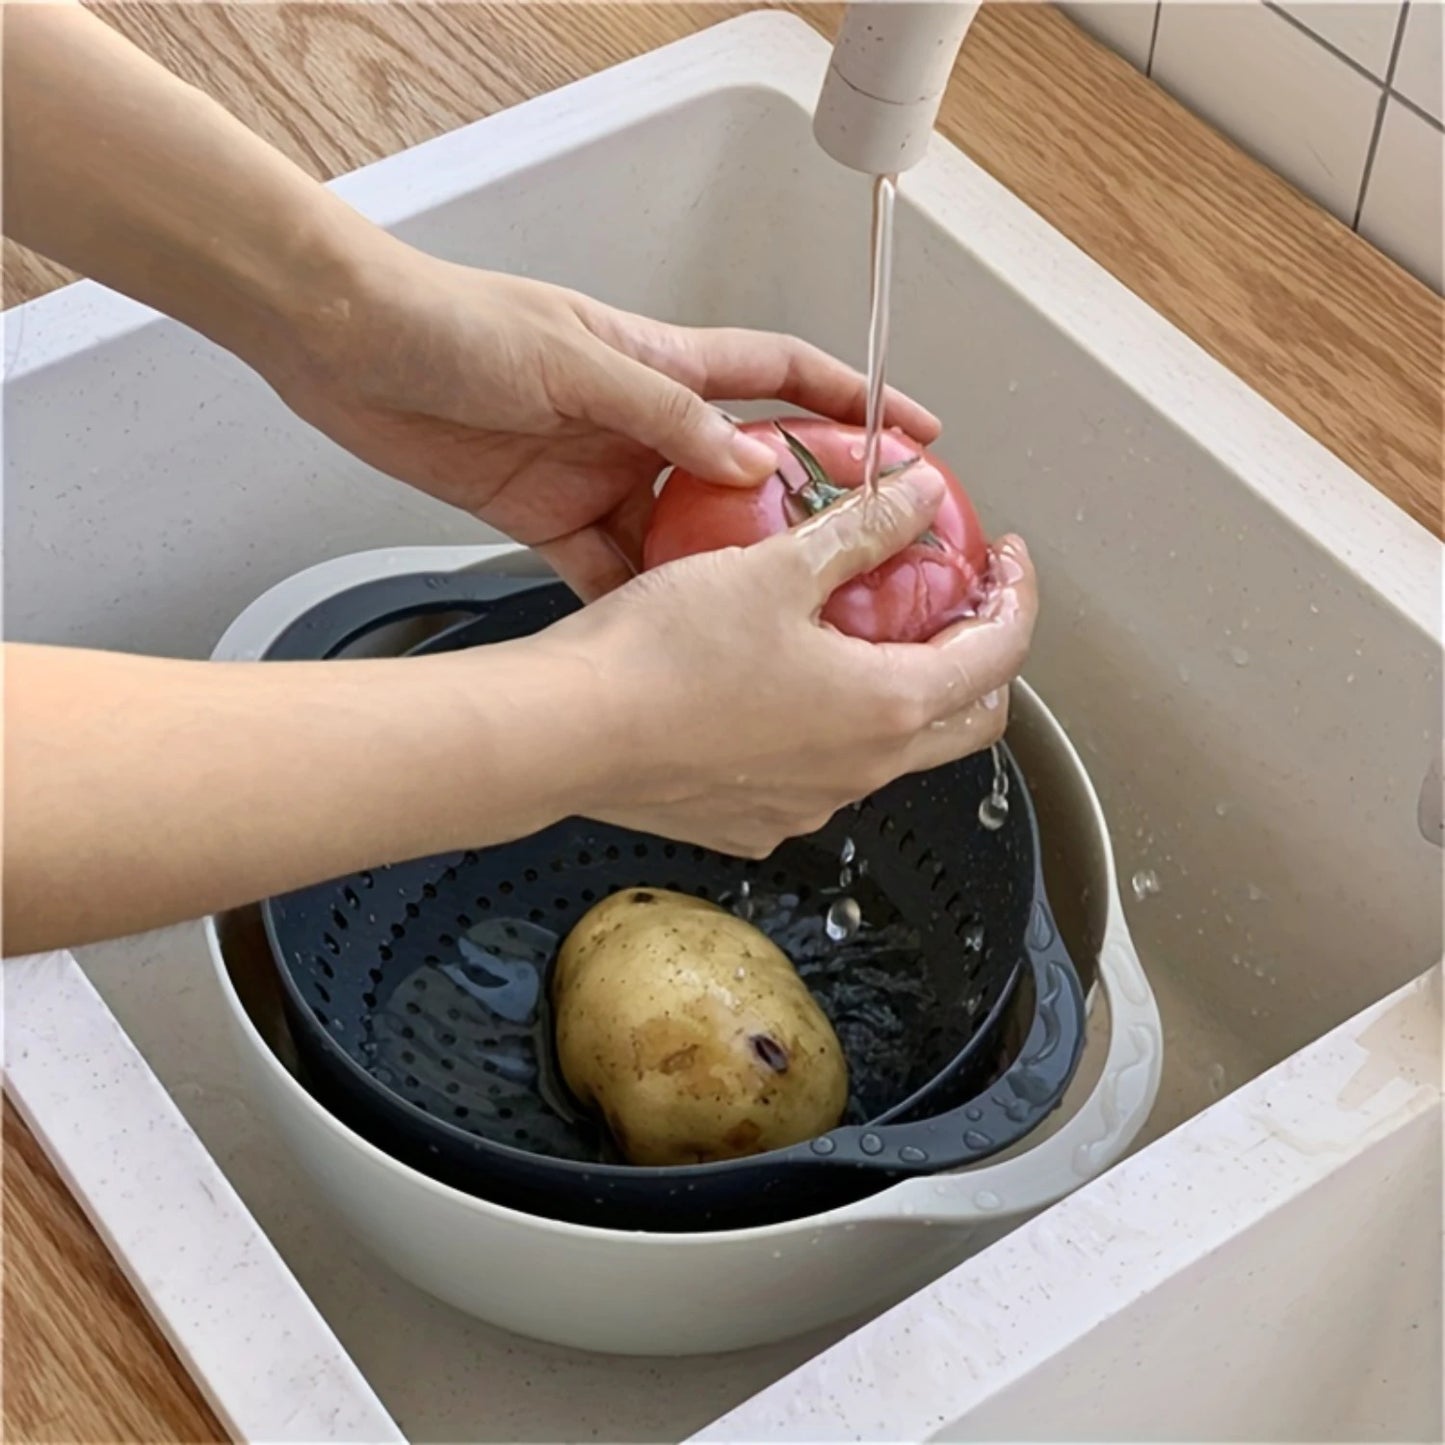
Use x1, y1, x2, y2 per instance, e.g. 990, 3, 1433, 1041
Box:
814, 1, 980, 175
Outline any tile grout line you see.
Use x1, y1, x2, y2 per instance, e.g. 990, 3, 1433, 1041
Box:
1262, 0, 1392, 87
1352, 1, 1412, 231
1142, 0, 1443, 134
1388, 85, 1445, 135
1228, 1, 1445, 135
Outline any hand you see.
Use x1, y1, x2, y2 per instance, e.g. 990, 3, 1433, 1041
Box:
265, 250, 941, 600
531, 465, 1037, 858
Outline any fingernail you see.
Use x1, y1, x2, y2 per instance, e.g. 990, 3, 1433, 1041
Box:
728, 428, 778, 476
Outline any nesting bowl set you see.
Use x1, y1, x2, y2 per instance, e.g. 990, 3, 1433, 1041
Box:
206, 545, 1163, 1354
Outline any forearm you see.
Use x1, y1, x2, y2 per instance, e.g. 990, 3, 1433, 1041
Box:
2, 643, 606, 955
1, 3, 387, 367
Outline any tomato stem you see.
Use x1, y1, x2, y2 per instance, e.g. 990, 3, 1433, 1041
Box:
773, 424, 943, 550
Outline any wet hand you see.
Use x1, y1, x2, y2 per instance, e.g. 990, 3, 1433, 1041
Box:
531, 465, 1038, 858
266, 250, 940, 600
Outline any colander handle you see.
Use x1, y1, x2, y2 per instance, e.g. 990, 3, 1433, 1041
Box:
832, 907, 1162, 1226
261, 569, 566, 663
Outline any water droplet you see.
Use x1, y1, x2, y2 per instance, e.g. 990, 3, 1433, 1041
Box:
961, 921, 986, 954
899, 1145, 928, 1164
1230, 646, 1250, 667
972, 1189, 1003, 1211
1309, 602, 1320, 615
825, 897, 861, 943
965, 1106, 983, 1122
1214, 800, 1229, 817
1206, 1062, 1226, 1096
728, 878, 755, 922
1074, 506, 1086, 523
978, 794, 1008, 830
1246, 882, 1265, 902
1177, 662, 1191, 684
839, 837, 856, 868
810, 1135, 837, 1156
734, 967, 746, 981
859, 1132, 884, 1156
963, 1128, 992, 1150
1007, 379, 1019, 394
1131, 869, 1161, 900
1345, 672, 1356, 684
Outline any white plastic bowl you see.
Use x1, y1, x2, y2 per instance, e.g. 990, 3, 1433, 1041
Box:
204, 545, 1162, 1356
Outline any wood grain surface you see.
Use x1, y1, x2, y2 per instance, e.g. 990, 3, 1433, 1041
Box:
2, 1098, 226, 1442
3, 3, 1441, 1441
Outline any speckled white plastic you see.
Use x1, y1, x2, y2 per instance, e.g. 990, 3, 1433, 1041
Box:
815, 2, 981, 173
4, 6, 1440, 1436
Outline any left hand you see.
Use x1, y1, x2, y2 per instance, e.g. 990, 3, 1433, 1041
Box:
263, 252, 941, 599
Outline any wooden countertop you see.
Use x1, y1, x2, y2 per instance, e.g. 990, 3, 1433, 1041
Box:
4, 4, 1441, 1441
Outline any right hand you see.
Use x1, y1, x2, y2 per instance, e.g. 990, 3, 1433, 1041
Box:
536, 465, 1038, 857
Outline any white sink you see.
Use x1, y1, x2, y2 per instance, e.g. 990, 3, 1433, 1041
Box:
4, 13, 1440, 1441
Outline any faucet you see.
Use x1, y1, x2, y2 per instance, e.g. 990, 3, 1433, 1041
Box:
814, 1, 981, 175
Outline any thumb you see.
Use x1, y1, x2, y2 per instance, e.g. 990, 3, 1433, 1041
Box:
778, 464, 948, 601
577, 346, 778, 483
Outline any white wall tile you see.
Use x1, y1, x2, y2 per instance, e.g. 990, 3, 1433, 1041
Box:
1063, 2, 1159, 69
1393, 0, 1443, 121
1152, 2, 1383, 220
1358, 98, 1444, 289
1276, 1, 1403, 76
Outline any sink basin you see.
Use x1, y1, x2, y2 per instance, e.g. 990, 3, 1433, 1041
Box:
4, 12, 1439, 1441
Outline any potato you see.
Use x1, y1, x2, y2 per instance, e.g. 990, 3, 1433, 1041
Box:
552, 888, 848, 1166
